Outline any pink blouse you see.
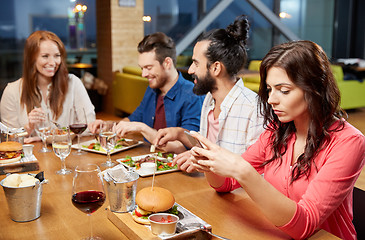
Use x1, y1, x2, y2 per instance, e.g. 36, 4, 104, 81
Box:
214, 121, 365, 239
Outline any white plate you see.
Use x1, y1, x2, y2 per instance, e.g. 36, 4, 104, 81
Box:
117, 153, 178, 177
72, 138, 143, 155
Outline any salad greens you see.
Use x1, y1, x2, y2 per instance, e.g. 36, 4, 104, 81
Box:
120, 153, 177, 171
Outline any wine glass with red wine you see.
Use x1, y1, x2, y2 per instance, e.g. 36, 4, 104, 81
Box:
72, 164, 105, 240
69, 107, 88, 155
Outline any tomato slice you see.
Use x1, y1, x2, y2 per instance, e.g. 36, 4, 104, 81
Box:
88, 143, 95, 149
135, 209, 142, 217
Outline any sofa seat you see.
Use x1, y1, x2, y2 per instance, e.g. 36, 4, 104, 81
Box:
331, 65, 365, 109
112, 66, 148, 115
242, 75, 260, 93
240, 60, 261, 93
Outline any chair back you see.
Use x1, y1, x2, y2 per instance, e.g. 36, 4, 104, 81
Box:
353, 187, 365, 239
248, 60, 262, 72
112, 71, 148, 115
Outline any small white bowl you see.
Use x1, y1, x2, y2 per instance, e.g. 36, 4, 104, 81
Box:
140, 162, 156, 172
22, 144, 34, 158
149, 213, 179, 236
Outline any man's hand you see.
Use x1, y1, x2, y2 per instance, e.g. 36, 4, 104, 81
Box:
115, 121, 145, 138
88, 119, 103, 134
153, 127, 185, 147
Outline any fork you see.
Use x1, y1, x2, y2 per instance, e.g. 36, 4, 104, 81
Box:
178, 222, 230, 240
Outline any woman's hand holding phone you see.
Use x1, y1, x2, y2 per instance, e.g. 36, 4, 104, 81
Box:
184, 130, 203, 148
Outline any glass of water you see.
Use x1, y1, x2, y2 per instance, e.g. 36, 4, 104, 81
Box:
52, 127, 72, 175
35, 113, 51, 153
99, 121, 117, 167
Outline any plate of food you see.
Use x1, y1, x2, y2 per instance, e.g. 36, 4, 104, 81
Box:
117, 152, 178, 177
72, 138, 143, 155
45, 129, 76, 144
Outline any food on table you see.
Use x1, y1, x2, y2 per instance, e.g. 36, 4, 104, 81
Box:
121, 153, 177, 171
149, 213, 179, 236
0, 141, 23, 164
157, 215, 175, 223
132, 187, 175, 225
158, 152, 174, 160
46, 128, 75, 144
2, 173, 39, 187
117, 139, 139, 147
82, 138, 139, 152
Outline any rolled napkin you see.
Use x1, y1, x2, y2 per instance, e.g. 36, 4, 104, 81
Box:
3, 173, 39, 188
102, 164, 134, 183
2, 171, 47, 188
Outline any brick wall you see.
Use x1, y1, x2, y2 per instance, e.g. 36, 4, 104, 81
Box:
96, 0, 144, 113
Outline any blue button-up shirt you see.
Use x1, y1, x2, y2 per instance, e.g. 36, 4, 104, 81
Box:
128, 72, 204, 132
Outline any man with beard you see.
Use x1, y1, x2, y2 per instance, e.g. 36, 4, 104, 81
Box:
89, 32, 203, 149
153, 15, 264, 172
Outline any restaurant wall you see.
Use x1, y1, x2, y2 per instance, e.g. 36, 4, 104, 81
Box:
96, 0, 144, 114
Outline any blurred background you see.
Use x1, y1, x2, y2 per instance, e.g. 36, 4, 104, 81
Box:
0, 0, 363, 112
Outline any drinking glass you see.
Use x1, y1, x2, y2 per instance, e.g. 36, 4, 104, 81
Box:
99, 121, 116, 167
52, 127, 72, 175
35, 113, 51, 153
72, 164, 105, 240
69, 107, 88, 155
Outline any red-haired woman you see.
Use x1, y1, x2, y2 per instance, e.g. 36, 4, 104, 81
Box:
0, 30, 95, 142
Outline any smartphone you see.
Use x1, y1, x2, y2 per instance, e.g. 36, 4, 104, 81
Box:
184, 131, 203, 148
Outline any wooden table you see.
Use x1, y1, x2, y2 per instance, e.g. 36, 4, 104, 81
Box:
0, 136, 339, 240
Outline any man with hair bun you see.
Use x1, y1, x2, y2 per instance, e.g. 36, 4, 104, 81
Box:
154, 15, 264, 172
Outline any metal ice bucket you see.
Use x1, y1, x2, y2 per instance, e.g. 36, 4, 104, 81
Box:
104, 171, 139, 213
0, 179, 44, 222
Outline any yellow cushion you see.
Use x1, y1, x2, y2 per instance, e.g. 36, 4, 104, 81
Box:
123, 66, 142, 76
176, 55, 192, 68
330, 65, 344, 83
112, 72, 148, 114
242, 75, 260, 84
248, 60, 262, 71
242, 81, 259, 93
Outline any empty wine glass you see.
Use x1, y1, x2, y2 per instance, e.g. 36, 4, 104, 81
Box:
35, 113, 51, 153
72, 164, 105, 240
69, 107, 88, 155
52, 127, 72, 175
99, 121, 116, 167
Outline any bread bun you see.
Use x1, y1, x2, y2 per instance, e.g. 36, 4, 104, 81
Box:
0, 155, 21, 164
0, 141, 23, 152
136, 187, 175, 212
132, 214, 150, 225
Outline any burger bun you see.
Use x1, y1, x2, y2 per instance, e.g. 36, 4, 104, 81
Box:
0, 141, 23, 152
132, 214, 151, 225
136, 187, 175, 212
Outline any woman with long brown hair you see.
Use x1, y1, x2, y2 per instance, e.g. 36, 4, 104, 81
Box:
0, 30, 95, 141
188, 40, 365, 239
